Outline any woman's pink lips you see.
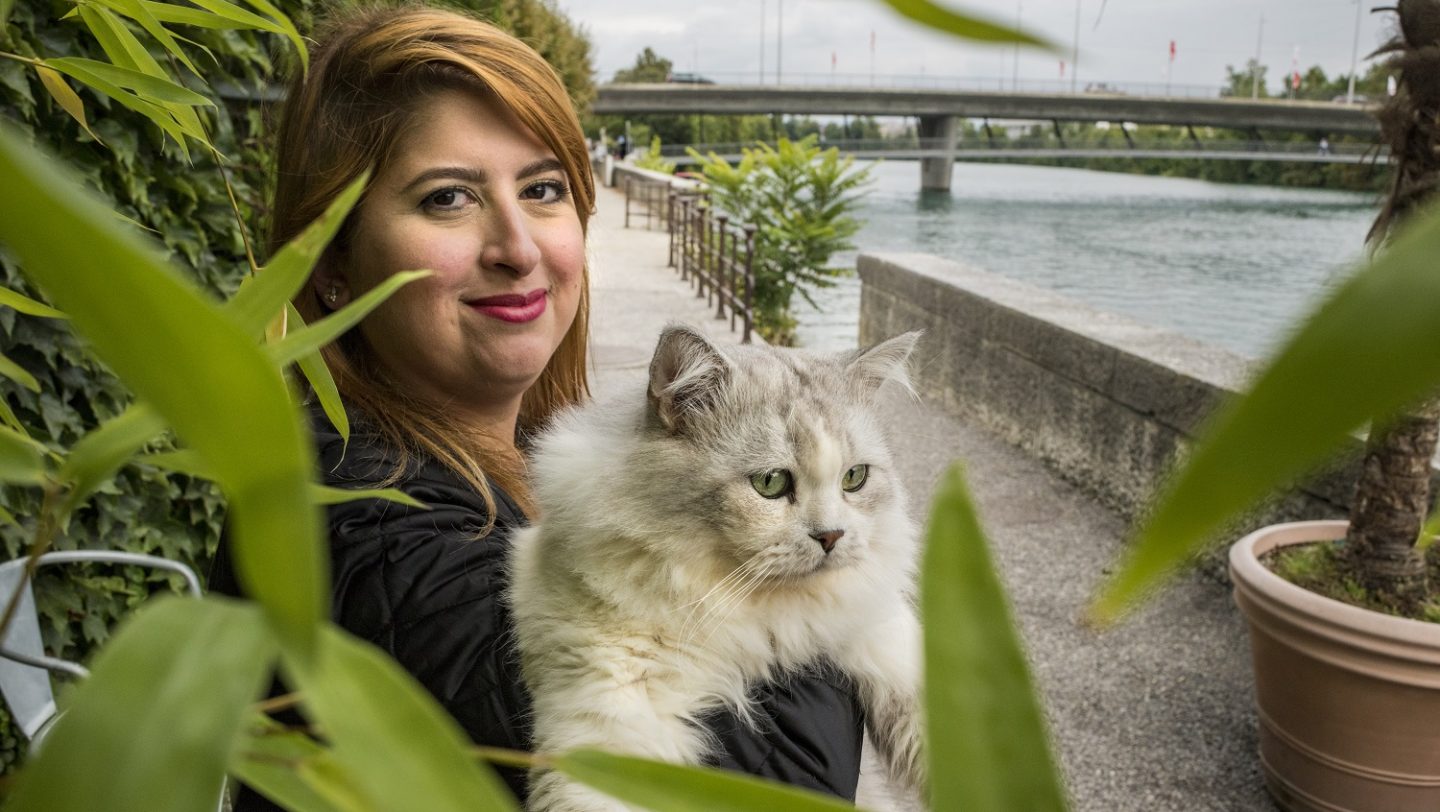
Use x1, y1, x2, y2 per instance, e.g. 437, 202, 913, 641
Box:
468, 288, 547, 323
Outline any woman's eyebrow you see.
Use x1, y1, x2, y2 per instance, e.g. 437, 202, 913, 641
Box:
400, 158, 563, 194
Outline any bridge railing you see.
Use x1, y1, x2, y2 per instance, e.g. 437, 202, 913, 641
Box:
670, 194, 757, 344
665, 136, 1376, 161
610, 72, 1229, 99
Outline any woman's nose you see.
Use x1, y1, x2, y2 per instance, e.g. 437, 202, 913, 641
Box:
480, 202, 541, 277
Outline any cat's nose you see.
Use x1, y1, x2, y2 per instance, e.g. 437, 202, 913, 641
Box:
810, 529, 845, 553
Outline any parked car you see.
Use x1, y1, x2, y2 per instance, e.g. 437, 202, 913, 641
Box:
666, 72, 715, 85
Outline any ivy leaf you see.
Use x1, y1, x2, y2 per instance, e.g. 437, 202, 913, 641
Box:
35, 67, 103, 145
0, 285, 67, 319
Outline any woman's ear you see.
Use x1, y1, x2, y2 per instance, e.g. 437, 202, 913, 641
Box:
310, 262, 352, 311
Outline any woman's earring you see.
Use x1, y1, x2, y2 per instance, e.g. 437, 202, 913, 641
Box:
325, 285, 339, 305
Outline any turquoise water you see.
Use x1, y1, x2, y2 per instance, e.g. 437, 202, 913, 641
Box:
795, 161, 1378, 360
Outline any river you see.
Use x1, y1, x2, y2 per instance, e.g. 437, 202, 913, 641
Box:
793, 161, 1380, 360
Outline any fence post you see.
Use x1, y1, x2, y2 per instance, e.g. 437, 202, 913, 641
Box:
715, 215, 729, 320
697, 203, 710, 300
742, 225, 756, 344
667, 191, 678, 268
624, 176, 632, 229
679, 198, 691, 281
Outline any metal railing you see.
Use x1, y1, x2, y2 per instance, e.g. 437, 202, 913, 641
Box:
669, 193, 756, 344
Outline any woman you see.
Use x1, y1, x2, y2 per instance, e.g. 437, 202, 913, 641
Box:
210, 5, 865, 807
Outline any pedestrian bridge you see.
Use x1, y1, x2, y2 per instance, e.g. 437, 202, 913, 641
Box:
596, 84, 1379, 188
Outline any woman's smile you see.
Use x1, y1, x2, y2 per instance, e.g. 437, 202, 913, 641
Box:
468, 288, 548, 323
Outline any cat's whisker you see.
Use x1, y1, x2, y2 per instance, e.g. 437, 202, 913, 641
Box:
677, 558, 767, 649
693, 559, 779, 649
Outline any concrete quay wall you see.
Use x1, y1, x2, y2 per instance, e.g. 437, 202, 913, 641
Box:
857, 251, 1375, 527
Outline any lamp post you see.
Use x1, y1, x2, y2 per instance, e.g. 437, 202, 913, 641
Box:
777, 0, 784, 85
1252, 13, 1265, 99
1346, 0, 1363, 103
759, 0, 765, 84
1070, 0, 1080, 93
1012, 1, 1022, 91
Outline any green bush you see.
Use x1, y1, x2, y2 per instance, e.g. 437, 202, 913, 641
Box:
689, 136, 872, 345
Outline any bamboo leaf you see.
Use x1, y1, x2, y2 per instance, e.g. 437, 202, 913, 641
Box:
141, 448, 211, 478
91, 0, 200, 76
1091, 204, 1440, 624
283, 625, 519, 812
267, 271, 431, 368
161, 0, 288, 33
0, 285, 67, 319
0, 396, 26, 434
311, 485, 427, 510
35, 67, 103, 144
236, 0, 307, 71
878, 0, 1054, 48
0, 424, 46, 485
0, 122, 324, 654
922, 464, 1067, 811
41, 60, 190, 156
232, 716, 363, 812
0, 351, 38, 392
46, 57, 212, 107
291, 303, 349, 446
5, 598, 277, 812
555, 750, 858, 812
58, 403, 167, 515
225, 173, 369, 337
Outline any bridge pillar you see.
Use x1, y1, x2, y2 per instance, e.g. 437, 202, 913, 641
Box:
918, 115, 957, 191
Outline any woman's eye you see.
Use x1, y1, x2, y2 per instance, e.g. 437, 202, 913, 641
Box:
841, 465, 868, 492
750, 469, 793, 499
522, 179, 568, 204
422, 187, 476, 212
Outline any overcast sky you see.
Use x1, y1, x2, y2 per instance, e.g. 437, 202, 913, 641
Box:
559, 0, 1395, 96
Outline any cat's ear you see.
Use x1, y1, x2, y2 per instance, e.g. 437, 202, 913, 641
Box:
847, 331, 921, 398
648, 325, 733, 434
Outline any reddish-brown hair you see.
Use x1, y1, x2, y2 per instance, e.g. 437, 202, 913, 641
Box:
272, 4, 594, 524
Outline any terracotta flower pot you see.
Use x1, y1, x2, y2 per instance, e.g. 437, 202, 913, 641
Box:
1230, 520, 1440, 811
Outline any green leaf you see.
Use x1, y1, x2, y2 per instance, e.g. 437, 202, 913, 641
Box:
0, 122, 325, 654
0, 396, 26, 434
5, 598, 277, 812
45, 57, 212, 107
1091, 204, 1440, 624
58, 403, 168, 515
267, 271, 431, 367
40, 59, 190, 156
0, 424, 46, 485
237, 0, 308, 72
0, 285, 67, 319
231, 716, 363, 812
91, 0, 200, 76
922, 464, 1067, 812
35, 67, 103, 145
225, 173, 369, 337
284, 625, 519, 812
311, 485, 427, 510
555, 750, 858, 812
141, 448, 211, 478
876, 1, 1052, 47
291, 303, 349, 446
0, 350, 38, 392
160, 0, 288, 34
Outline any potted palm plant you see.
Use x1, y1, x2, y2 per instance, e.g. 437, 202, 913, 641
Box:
1093, 3, 1440, 811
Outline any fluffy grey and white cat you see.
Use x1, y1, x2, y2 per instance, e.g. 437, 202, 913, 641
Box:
509, 325, 925, 812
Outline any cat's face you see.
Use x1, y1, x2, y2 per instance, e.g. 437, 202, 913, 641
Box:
643, 326, 917, 583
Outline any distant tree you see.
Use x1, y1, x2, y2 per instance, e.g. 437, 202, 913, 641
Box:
443, 0, 596, 111
613, 46, 673, 83
1223, 59, 1269, 98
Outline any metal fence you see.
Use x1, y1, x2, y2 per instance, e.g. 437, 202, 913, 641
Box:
669, 194, 756, 344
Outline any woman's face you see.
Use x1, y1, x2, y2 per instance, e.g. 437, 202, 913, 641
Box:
324, 87, 584, 433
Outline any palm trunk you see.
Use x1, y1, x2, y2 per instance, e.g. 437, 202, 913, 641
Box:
1344, 0, 1440, 612
1345, 399, 1440, 609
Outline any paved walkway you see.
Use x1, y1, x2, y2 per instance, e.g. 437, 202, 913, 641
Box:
584, 181, 1276, 812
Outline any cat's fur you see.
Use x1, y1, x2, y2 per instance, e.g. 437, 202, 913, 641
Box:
509, 325, 925, 812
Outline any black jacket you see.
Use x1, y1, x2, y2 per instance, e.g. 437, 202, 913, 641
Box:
209, 407, 865, 807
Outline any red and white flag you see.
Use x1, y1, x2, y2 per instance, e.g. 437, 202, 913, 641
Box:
1169, 40, 1176, 62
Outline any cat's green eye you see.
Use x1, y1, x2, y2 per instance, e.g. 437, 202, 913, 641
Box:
842, 464, 869, 492
751, 469, 793, 499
